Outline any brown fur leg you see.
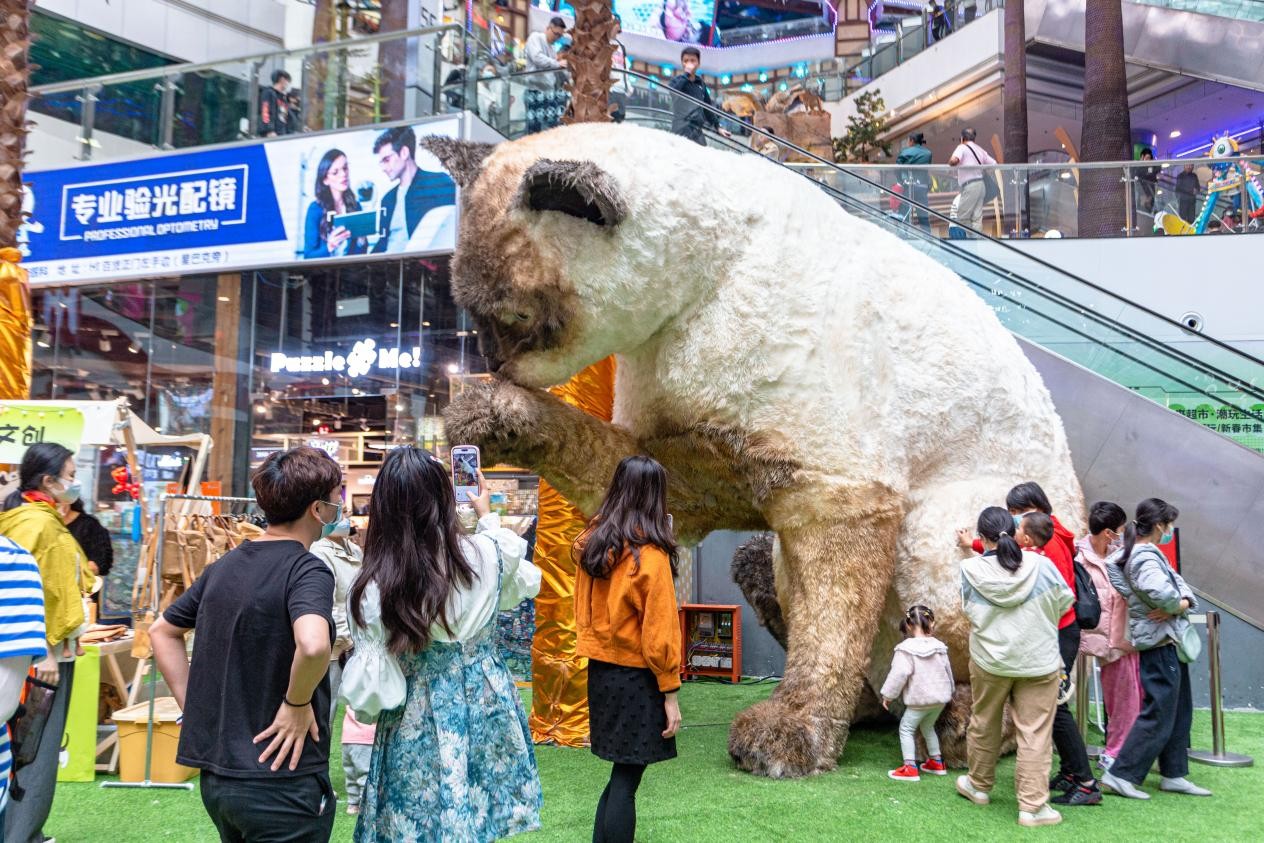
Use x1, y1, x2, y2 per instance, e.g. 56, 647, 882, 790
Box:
443, 377, 638, 516
728, 483, 904, 778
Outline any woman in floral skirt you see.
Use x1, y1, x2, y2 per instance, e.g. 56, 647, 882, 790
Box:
346, 447, 542, 842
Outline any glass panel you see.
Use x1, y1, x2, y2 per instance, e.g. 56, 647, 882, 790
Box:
170, 62, 256, 149
92, 77, 165, 150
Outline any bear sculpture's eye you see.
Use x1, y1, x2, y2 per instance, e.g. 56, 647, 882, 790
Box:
515, 313, 531, 323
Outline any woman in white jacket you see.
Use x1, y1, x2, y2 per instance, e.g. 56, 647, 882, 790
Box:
957, 506, 1073, 828
342, 447, 542, 843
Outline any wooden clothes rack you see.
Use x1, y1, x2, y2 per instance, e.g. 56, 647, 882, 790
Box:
105, 493, 258, 793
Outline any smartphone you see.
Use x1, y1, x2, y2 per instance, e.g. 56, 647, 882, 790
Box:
451, 445, 481, 503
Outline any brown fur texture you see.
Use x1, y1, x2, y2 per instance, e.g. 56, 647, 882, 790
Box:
516, 159, 628, 227
419, 137, 496, 189
730, 533, 786, 649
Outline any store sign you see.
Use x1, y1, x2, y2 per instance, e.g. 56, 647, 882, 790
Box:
21, 115, 461, 285
306, 438, 341, 459
269, 338, 424, 378
0, 405, 85, 464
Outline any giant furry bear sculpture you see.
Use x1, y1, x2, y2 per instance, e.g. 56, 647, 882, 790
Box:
423, 124, 1083, 779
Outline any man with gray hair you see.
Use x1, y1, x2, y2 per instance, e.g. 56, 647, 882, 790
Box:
948, 128, 995, 230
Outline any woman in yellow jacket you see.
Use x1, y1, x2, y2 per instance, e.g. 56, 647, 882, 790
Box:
0, 442, 87, 843
575, 456, 682, 843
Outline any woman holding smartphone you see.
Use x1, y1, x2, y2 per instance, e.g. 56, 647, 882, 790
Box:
346, 447, 542, 842
575, 456, 682, 843
304, 148, 368, 259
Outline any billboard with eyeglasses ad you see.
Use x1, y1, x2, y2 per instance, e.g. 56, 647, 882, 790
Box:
19, 114, 462, 286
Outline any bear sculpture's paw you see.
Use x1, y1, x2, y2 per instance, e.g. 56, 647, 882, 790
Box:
443, 377, 544, 464
728, 698, 840, 779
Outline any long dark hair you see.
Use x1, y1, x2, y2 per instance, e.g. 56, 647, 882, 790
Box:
1119, 497, 1179, 564
313, 148, 360, 240
977, 505, 1023, 573
577, 456, 678, 579
4, 443, 74, 511
350, 447, 475, 654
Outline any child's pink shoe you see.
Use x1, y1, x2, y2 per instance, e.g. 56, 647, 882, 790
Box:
920, 758, 948, 776
888, 764, 921, 781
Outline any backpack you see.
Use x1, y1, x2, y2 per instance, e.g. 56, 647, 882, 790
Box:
1072, 555, 1101, 630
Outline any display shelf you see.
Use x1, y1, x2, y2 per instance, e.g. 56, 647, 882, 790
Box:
679, 603, 741, 685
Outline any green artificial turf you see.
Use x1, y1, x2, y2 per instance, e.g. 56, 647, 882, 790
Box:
47, 682, 1263, 842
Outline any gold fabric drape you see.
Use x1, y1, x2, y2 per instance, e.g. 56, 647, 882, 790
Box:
0, 248, 31, 400
528, 356, 615, 746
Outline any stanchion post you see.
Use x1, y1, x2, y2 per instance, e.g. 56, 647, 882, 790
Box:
1075, 653, 1102, 758
1188, 610, 1253, 768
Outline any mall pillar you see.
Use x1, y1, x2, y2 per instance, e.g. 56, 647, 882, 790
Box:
209, 273, 241, 491
528, 356, 615, 747
834, 0, 874, 65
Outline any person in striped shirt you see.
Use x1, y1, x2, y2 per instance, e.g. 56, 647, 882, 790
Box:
0, 535, 48, 825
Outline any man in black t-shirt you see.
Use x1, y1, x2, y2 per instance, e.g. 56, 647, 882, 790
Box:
151, 446, 343, 843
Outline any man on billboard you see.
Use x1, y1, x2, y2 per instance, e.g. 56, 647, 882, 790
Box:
372, 126, 456, 254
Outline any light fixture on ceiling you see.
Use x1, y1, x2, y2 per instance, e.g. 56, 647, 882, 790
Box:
218, 295, 231, 302
255, 404, 267, 416
447, 363, 460, 374
36, 337, 50, 349
422, 321, 431, 327
128, 343, 140, 354
311, 418, 321, 427
321, 377, 330, 386
1169, 130, 1182, 139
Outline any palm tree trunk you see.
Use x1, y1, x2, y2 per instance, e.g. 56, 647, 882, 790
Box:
379, 0, 409, 121
0, 0, 32, 400
1003, 0, 1029, 234
562, 1, 615, 125
1078, 0, 1131, 237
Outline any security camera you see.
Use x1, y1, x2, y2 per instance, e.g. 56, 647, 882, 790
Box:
1180, 311, 1204, 333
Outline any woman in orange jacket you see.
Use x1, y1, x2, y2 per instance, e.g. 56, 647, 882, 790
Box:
574, 456, 682, 843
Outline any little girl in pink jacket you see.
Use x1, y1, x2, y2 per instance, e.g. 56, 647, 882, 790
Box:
880, 605, 955, 781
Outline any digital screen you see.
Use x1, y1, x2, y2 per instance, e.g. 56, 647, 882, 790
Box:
452, 450, 479, 489
614, 0, 720, 45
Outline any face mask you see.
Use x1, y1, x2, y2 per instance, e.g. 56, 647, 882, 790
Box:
1012, 514, 1022, 530
318, 501, 344, 539
1159, 529, 1174, 545
329, 518, 352, 538
53, 477, 81, 505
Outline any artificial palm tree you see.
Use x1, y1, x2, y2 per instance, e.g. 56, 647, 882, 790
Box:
1078, 0, 1132, 237
563, 0, 615, 125
0, 0, 33, 401
1003, 0, 1029, 234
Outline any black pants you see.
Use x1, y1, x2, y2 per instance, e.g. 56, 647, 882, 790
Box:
6, 662, 74, 843
201, 771, 336, 843
1179, 196, 1198, 224
1110, 644, 1192, 785
593, 762, 646, 843
1052, 625, 1093, 781
675, 125, 707, 146
910, 183, 931, 229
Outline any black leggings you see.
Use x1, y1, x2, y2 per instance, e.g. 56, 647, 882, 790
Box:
593, 762, 646, 843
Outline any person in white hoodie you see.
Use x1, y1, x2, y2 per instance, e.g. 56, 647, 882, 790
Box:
879, 605, 954, 782
957, 506, 1074, 828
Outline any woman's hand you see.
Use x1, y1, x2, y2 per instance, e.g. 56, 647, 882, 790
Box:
470, 470, 492, 519
1147, 598, 1191, 623
662, 692, 682, 738
327, 225, 351, 251
955, 528, 974, 550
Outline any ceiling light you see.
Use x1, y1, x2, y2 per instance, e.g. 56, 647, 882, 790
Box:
321, 377, 330, 385
36, 338, 49, 349
352, 388, 361, 396
1169, 130, 1182, 139
395, 402, 406, 412
218, 296, 231, 302
255, 404, 267, 415
389, 322, 399, 328
312, 418, 321, 427
128, 344, 139, 354
447, 363, 460, 374
422, 321, 431, 327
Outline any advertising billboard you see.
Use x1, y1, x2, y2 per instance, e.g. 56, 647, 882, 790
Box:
614, 0, 720, 45
20, 115, 462, 286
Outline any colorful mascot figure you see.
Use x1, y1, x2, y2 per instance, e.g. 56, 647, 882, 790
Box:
1157, 136, 1264, 235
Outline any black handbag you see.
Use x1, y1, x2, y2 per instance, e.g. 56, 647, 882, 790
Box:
9, 675, 57, 771
1072, 556, 1102, 630
967, 143, 1000, 204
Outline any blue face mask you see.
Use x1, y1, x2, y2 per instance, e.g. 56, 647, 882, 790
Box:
1159, 529, 1174, 545
329, 518, 352, 538
318, 501, 344, 539
1012, 514, 1022, 530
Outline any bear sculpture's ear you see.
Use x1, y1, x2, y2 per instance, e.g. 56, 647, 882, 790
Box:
419, 137, 496, 189
516, 159, 626, 227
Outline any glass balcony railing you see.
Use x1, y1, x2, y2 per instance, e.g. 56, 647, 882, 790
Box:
476, 68, 1264, 453
1133, 0, 1264, 21
29, 23, 467, 160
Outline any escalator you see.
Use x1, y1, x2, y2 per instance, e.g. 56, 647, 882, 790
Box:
475, 69, 1264, 629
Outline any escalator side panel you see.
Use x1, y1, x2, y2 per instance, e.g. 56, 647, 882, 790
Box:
1022, 338, 1264, 629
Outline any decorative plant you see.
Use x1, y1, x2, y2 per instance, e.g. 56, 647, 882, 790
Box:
833, 90, 891, 163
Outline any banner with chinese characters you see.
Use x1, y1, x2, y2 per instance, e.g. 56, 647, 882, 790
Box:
0, 404, 85, 464
20, 115, 461, 286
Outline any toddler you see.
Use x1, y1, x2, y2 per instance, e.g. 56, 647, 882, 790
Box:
342, 708, 377, 815
880, 605, 955, 781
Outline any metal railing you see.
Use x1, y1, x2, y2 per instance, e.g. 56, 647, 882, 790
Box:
30, 23, 467, 160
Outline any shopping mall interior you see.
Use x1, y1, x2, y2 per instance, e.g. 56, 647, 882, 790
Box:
1, 0, 1262, 840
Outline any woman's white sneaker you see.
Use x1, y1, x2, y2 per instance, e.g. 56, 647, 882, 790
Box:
1100, 771, 1150, 799
1159, 776, 1212, 796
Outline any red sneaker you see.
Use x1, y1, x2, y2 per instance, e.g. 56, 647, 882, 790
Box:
920, 758, 948, 776
888, 764, 921, 781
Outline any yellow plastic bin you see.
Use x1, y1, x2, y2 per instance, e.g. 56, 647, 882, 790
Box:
111, 697, 199, 783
